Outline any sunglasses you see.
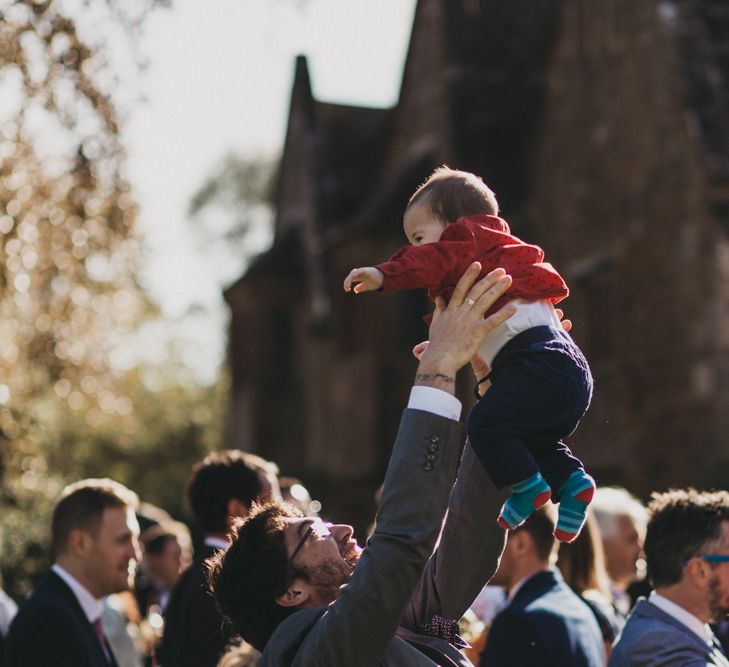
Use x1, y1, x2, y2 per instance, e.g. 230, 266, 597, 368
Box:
286, 525, 315, 569
682, 555, 729, 566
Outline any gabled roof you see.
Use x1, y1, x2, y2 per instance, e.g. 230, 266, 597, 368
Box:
312, 100, 392, 227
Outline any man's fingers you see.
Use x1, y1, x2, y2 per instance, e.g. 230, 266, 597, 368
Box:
555, 308, 572, 332
481, 302, 517, 332
412, 341, 429, 360
448, 262, 483, 307
466, 269, 509, 311
431, 296, 446, 323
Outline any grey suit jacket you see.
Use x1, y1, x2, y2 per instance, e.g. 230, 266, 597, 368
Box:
609, 599, 729, 667
260, 408, 508, 666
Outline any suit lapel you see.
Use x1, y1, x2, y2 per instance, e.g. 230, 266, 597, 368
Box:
509, 570, 557, 608
637, 600, 729, 664
48, 572, 115, 667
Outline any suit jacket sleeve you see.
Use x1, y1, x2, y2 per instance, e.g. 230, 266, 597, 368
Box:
478, 610, 542, 667
401, 442, 508, 631
291, 409, 464, 666
7, 605, 92, 667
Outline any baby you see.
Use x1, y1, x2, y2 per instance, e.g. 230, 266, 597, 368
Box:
343, 166, 594, 542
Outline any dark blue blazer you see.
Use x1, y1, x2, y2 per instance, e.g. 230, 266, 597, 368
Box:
479, 569, 604, 667
161, 543, 233, 667
4, 571, 117, 667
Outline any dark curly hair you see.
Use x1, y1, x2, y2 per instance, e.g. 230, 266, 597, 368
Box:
188, 450, 278, 534
645, 488, 729, 588
206, 501, 304, 651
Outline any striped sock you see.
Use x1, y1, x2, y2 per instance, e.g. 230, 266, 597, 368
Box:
497, 472, 552, 530
554, 471, 596, 542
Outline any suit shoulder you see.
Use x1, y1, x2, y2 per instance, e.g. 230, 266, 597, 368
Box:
11, 596, 78, 634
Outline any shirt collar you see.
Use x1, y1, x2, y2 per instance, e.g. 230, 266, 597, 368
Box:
650, 592, 714, 643
507, 569, 553, 604
203, 536, 229, 550
51, 563, 104, 622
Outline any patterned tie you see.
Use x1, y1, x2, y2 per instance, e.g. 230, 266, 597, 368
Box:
92, 617, 112, 663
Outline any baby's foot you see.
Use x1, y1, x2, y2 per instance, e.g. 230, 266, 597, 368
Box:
497, 472, 552, 530
554, 471, 596, 542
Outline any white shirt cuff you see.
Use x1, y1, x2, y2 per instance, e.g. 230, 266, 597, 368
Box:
407, 386, 462, 421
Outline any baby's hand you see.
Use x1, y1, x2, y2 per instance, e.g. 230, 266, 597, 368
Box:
343, 267, 384, 293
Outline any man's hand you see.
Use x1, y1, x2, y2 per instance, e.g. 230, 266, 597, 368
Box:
343, 267, 384, 293
555, 308, 572, 333
416, 303, 574, 396
415, 263, 514, 394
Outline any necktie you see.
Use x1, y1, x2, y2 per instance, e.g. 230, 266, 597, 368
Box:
92, 617, 112, 663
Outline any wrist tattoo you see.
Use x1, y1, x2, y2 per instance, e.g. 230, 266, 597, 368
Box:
415, 372, 455, 385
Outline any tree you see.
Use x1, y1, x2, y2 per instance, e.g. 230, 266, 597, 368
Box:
0, 0, 228, 600
188, 152, 277, 286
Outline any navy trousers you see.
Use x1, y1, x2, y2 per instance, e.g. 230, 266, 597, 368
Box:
467, 326, 593, 496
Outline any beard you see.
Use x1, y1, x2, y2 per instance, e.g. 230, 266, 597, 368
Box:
304, 558, 355, 604
708, 573, 729, 622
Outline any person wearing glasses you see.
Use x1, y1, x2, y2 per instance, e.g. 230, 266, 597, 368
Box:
207, 264, 515, 665
609, 488, 729, 667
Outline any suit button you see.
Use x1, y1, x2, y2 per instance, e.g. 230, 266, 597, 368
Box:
423, 462, 434, 472
430, 435, 440, 444
426, 453, 436, 462
428, 442, 439, 453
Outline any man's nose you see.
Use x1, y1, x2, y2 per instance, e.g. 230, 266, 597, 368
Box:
330, 524, 354, 541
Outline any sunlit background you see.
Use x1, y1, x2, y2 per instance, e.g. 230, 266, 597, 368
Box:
0, 0, 415, 597
127, 0, 415, 383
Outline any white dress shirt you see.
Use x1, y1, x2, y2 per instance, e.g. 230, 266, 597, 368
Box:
407, 385, 462, 421
204, 536, 230, 550
51, 563, 104, 623
650, 592, 716, 644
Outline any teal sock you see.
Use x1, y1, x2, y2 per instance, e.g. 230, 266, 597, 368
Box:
497, 472, 552, 530
555, 471, 596, 542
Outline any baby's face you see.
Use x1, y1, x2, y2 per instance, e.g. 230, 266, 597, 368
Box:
403, 201, 446, 246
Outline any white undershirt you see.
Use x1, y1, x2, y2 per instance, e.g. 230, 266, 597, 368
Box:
479, 299, 563, 366
51, 563, 103, 623
650, 592, 715, 644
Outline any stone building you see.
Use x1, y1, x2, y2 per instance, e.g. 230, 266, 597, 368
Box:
225, 0, 729, 536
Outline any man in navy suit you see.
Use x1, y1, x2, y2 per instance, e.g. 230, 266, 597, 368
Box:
5, 478, 140, 667
161, 450, 280, 667
609, 489, 729, 667
480, 505, 604, 666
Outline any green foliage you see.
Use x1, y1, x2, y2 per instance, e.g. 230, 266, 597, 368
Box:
0, 0, 232, 602
188, 152, 277, 273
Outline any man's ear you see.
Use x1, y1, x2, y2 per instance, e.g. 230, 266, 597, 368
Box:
511, 530, 530, 555
227, 498, 251, 521
685, 557, 710, 588
66, 528, 92, 558
275, 580, 310, 608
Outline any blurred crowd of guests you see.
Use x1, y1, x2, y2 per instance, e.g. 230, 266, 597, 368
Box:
0, 450, 318, 667
2, 445, 729, 667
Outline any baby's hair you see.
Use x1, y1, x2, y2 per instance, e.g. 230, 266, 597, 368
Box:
407, 166, 499, 223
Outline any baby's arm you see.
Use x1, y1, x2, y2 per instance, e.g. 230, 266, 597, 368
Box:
343, 266, 384, 293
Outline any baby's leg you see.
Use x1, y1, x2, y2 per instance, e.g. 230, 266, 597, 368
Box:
528, 342, 594, 542
469, 325, 594, 536
467, 370, 551, 530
